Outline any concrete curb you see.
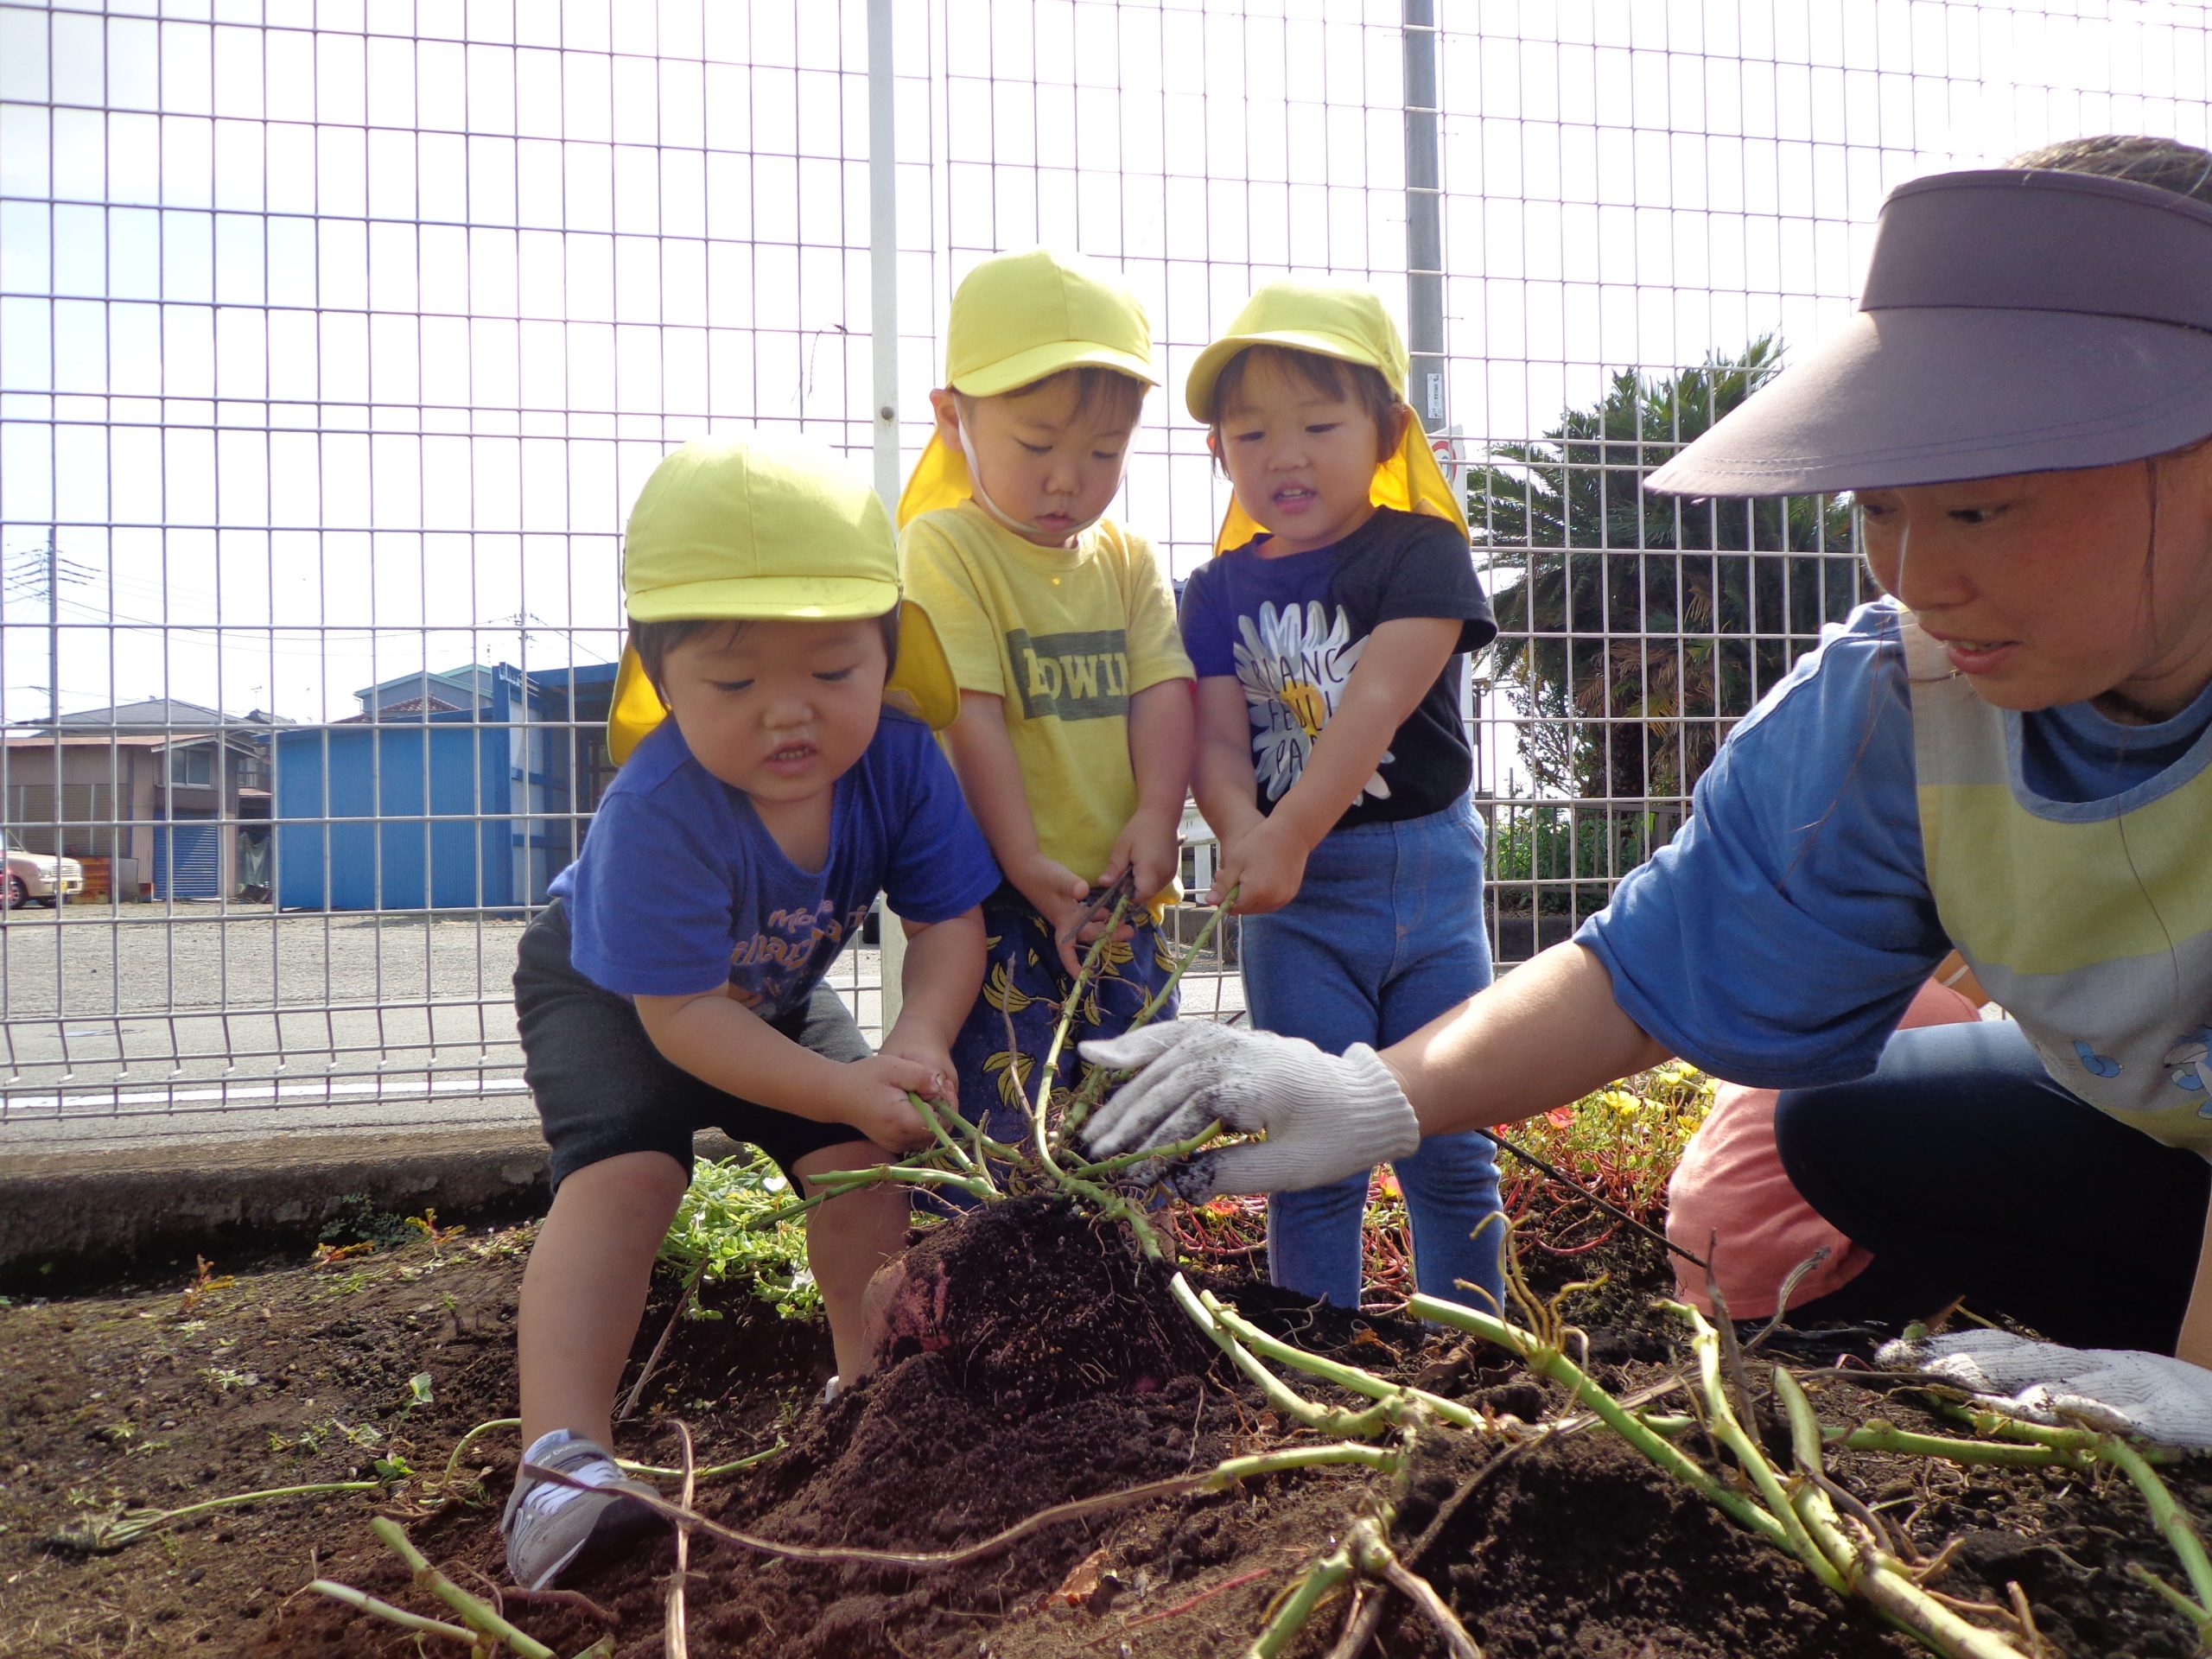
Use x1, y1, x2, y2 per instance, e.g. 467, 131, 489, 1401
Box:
0, 1123, 769, 1294
0, 1126, 556, 1294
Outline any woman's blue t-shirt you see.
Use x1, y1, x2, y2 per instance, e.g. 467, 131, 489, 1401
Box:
1578, 599, 2212, 1089
547, 710, 1000, 1013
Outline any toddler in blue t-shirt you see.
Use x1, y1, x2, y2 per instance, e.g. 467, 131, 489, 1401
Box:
1178, 280, 1503, 1314
502, 436, 997, 1590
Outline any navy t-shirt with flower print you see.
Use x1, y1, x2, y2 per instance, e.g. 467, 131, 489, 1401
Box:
1178, 506, 1496, 831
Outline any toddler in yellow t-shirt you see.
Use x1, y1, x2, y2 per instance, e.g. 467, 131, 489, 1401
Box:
897, 247, 1196, 1142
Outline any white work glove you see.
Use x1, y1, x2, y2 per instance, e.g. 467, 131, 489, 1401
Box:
1878, 1329, 2212, 1448
1077, 1022, 1421, 1201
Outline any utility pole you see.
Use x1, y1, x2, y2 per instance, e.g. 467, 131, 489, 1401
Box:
3, 534, 92, 864
44, 535, 55, 726
4, 534, 92, 720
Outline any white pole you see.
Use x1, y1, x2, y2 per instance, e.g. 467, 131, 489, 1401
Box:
867, 0, 906, 1030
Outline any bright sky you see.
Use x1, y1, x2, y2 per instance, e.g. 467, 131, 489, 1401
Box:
3, 0, 2210, 723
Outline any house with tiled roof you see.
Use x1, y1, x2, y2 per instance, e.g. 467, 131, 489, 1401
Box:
4, 700, 289, 900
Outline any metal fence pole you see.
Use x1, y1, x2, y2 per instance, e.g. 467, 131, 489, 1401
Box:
868, 0, 906, 1027
1402, 0, 1446, 435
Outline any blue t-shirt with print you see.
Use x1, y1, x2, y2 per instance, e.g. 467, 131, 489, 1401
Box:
548, 710, 1001, 1014
1579, 598, 2212, 1089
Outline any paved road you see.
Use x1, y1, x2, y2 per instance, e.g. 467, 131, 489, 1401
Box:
0, 903, 1245, 1152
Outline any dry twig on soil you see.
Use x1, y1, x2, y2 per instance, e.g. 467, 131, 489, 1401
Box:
662, 1419, 695, 1659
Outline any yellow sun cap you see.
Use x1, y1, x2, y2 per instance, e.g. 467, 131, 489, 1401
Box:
607, 434, 959, 764
1186, 278, 1469, 554
896, 247, 1156, 528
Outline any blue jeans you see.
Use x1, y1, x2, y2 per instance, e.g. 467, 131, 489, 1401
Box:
1241, 798, 1503, 1313
1777, 1020, 2211, 1351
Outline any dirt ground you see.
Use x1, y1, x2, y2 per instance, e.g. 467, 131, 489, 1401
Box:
3, 1198, 2211, 1659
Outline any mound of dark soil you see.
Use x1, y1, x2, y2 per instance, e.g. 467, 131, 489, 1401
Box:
1389, 1428, 1914, 1658
862, 1194, 1216, 1407
4, 1200, 2211, 1658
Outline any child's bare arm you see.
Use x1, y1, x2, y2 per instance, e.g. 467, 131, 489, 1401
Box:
1217, 616, 1460, 914
877, 906, 986, 1108
1191, 676, 1264, 859
633, 989, 932, 1153
1100, 679, 1195, 902
941, 689, 1090, 963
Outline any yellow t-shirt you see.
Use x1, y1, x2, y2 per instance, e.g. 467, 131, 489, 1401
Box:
899, 499, 1193, 891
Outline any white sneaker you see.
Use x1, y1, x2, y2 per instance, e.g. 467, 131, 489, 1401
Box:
500, 1431, 666, 1589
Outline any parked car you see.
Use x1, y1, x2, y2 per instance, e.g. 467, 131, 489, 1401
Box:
4, 832, 82, 909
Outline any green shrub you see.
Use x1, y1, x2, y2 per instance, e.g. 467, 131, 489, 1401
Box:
658, 1151, 822, 1321
1488, 800, 1659, 917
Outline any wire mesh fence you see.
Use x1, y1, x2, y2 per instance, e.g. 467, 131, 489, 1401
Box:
2, 0, 2205, 1127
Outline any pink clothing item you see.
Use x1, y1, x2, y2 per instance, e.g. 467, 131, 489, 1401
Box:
1666, 980, 1982, 1319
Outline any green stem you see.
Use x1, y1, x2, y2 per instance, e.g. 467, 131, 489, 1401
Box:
1828, 1419, 2087, 1469
801, 1161, 996, 1202
1246, 1541, 1354, 1659
1905, 1395, 2212, 1637
1030, 892, 1133, 1173
1173, 1273, 1399, 1439
1773, 1365, 1827, 1481
2131, 1560, 2212, 1629
1123, 885, 1230, 1039
440, 1418, 520, 1491
81, 1479, 383, 1548
1203, 1443, 1399, 1486
1198, 1289, 1481, 1430
1787, 1467, 2031, 1658
1928, 1397, 2189, 1466
623, 1441, 784, 1481
909, 1089, 985, 1180
1033, 887, 1235, 1231
728, 1139, 988, 1230
1058, 1165, 1168, 1259
1780, 1366, 2052, 1659
1129, 889, 1230, 1033
1059, 887, 1236, 1144
1929, 1399, 2150, 1452
1674, 1303, 1847, 1595
372, 1515, 557, 1659
305, 1580, 482, 1644
433, 1414, 780, 1489
1059, 1119, 1225, 1179
1350, 1516, 1483, 1659
2098, 1435, 2212, 1621
1409, 1293, 1787, 1547
154, 1478, 384, 1524
732, 1189, 830, 1230
969, 1127, 1031, 1165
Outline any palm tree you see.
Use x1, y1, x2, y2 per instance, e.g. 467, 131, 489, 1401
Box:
1473, 338, 1860, 820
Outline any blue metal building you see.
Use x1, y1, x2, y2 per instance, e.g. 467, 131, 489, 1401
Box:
272, 663, 615, 911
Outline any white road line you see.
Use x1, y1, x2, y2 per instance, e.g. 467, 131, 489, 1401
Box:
3, 1074, 532, 1115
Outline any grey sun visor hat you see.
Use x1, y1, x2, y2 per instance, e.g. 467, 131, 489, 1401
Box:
1646, 168, 2212, 498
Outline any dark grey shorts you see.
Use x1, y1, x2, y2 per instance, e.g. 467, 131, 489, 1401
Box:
514, 901, 872, 1192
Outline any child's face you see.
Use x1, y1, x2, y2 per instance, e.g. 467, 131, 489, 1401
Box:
1214, 353, 1397, 558
931, 377, 1136, 548
1857, 450, 2212, 720
657, 618, 887, 812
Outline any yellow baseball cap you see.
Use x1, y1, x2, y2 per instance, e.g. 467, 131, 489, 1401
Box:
896, 247, 1156, 527
1186, 279, 1469, 554
607, 435, 959, 764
